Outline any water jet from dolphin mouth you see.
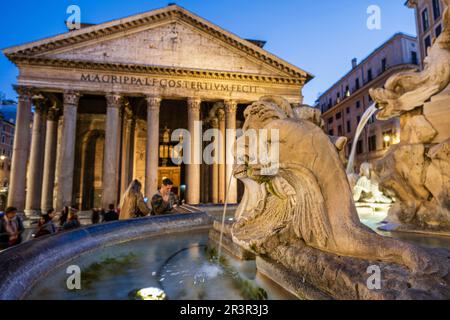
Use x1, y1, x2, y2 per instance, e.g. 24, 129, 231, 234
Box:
346, 103, 378, 175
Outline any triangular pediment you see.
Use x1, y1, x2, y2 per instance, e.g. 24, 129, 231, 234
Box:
3, 5, 312, 81
43, 21, 288, 77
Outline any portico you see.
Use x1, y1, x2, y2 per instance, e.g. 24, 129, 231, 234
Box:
2, 4, 311, 214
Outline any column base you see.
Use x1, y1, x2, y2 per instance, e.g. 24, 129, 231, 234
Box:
24, 209, 42, 218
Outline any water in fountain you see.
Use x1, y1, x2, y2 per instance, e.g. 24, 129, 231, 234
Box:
346, 103, 378, 175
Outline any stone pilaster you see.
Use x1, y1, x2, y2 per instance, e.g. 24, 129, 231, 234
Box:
186, 98, 202, 204
145, 95, 161, 199
56, 90, 80, 210
41, 107, 60, 212
7, 86, 33, 212
102, 93, 122, 208
225, 100, 238, 204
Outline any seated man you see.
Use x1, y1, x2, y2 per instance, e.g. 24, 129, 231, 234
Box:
151, 178, 179, 215
103, 204, 119, 222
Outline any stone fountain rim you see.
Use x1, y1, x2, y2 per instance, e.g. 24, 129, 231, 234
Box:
0, 212, 214, 300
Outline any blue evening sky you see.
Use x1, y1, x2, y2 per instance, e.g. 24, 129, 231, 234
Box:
0, 0, 416, 105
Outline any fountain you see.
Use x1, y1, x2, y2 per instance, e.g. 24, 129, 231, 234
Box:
370, 0, 450, 233
227, 96, 450, 299
1, 2, 450, 300
1, 95, 450, 300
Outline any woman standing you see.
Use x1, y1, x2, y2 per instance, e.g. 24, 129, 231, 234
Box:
119, 180, 151, 220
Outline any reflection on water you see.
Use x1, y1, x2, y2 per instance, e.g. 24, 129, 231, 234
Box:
357, 205, 450, 250
26, 230, 293, 300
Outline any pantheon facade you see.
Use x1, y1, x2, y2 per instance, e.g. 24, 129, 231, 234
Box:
3, 5, 311, 215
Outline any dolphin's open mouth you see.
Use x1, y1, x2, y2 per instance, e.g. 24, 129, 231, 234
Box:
233, 164, 248, 180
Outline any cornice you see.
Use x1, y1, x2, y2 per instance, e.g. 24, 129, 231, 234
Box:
11, 56, 306, 85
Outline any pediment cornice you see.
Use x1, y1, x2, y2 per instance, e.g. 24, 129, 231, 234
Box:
13, 56, 305, 85
3, 5, 313, 83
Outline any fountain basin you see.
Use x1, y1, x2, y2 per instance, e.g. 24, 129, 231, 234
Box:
0, 212, 294, 300
0, 213, 212, 300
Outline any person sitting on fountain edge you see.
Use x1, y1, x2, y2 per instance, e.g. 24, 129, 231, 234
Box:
151, 178, 179, 215
0, 207, 24, 250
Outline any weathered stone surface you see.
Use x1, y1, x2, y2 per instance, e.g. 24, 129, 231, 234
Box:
374, 139, 450, 230
264, 243, 450, 300
423, 86, 450, 144
230, 96, 450, 300
401, 114, 437, 144
208, 221, 255, 261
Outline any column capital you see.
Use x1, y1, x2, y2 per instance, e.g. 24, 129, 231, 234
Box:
13, 85, 33, 102
145, 95, 162, 111
63, 90, 81, 106
32, 95, 48, 114
47, 107, 61, 121
187, 97, 202, 112
105, 93, 123, 108
224, 100, 238, 113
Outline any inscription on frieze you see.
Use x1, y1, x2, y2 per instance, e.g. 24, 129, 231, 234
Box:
80, 73, 258, 93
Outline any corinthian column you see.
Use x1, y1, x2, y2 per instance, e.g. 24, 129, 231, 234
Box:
41, 107, 60, 212
145, 95, 161, 199
210, 118, 219, 204
186, 98, 201, 205
120, 103, 134, 196
225, 100, 238, 204
56, 90, 80, 210
25, 96, 47, 216
7, 86, 33, 212
217, 107, 226, 203
102, 93, 122, 208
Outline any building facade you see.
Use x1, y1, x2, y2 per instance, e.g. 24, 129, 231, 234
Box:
318, 33, 419, 171
2, 5, 312, 215
407, 0, 445, 66
0, 102, 17, 209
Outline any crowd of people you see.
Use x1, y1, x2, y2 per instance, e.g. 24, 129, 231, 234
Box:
0, 178, 180, 251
